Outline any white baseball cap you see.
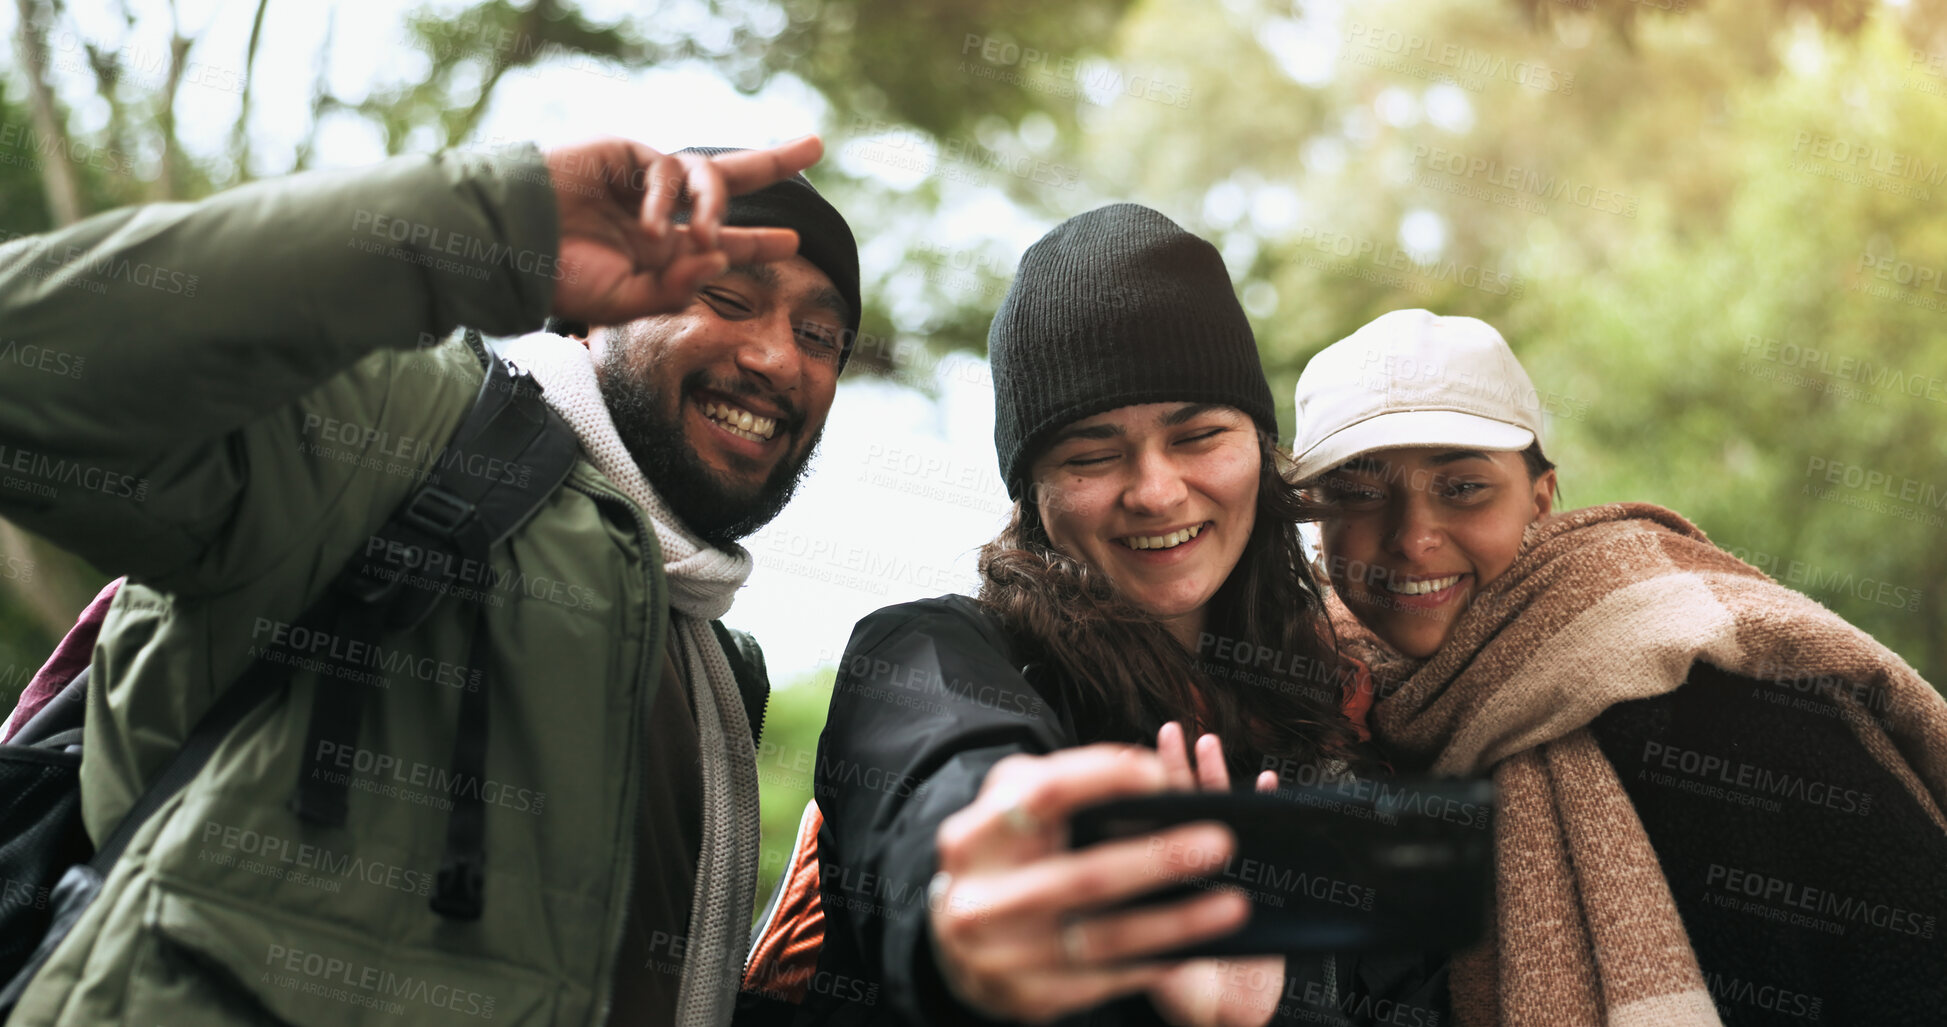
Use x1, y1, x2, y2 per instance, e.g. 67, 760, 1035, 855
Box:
1291, 309, 1543, 482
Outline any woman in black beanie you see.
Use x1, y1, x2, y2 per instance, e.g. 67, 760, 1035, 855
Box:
789, 205, 1442, 1027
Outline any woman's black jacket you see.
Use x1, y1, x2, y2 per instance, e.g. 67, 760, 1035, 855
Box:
796, 595, 1447, 1027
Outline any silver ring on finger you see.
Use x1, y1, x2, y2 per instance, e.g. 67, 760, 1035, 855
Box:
1000, 796, 1039, 834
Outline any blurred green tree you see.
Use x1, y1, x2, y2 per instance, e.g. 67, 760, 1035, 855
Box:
1069, 0, 1946, 686
0, 0, 1137, 694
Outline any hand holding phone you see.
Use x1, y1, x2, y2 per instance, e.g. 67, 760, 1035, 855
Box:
926, 743, 1256, 1025
1068, 774, 1495, 958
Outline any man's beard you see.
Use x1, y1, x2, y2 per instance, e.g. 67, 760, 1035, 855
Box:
595, 341, 820, 550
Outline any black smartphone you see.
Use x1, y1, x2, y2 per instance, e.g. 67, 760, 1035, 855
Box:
1066, 777, 1495, 957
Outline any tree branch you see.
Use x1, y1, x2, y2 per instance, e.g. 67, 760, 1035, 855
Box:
155, 0, 192, 200
293, 7, 336, 172
229, 0, 272, 181
11, 0, 83, 225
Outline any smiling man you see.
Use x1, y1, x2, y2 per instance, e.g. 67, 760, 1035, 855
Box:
590, 254, 849, 547
511, 158, 860, 1024
0, 135, 857, 1027
501, 152, 859, 1026
572, 150, 860, 551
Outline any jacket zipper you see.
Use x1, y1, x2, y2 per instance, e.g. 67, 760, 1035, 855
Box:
584, 479, 667, 1027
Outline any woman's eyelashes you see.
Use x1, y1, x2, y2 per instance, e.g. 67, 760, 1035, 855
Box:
1436, 479, 1491, 502
1323, 475, 1491, 505
1059, 427, 1229, 469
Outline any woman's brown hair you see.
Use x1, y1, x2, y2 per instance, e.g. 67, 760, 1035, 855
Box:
977, 430, 1371, 783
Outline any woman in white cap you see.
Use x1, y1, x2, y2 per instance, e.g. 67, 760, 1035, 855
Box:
767, 207, 1445, 1027
1290, 308, 1947, 1027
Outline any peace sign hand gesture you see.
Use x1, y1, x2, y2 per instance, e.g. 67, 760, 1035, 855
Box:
543, 135, 823, 326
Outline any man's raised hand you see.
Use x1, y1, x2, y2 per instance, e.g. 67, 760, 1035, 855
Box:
544, 135, 823, 326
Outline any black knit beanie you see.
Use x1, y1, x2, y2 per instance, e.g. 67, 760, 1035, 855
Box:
989, 203, 1277, 499
547, 145, 862, 369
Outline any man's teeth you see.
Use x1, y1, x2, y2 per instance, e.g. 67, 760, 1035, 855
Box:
1383, 574, 1462, 595
1120, 524, 1204, 550
702, 401, 777, 441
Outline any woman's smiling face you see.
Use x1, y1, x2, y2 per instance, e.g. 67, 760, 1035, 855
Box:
1315, 447, 1554, 659
1030, 402, 1261, 648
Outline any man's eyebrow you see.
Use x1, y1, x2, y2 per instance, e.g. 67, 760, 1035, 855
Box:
1427, 449, 1494, 466
804, 286, 851, 326
725, 262, 780, 288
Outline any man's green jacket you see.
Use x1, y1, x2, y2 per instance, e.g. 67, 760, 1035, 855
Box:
0, 146, 743, 1025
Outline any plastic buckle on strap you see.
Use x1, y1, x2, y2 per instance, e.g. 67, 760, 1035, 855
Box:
403, 487, 476, 538
337, 557, 398, 606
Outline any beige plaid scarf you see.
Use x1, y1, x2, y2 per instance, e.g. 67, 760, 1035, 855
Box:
1327, 502, 1947, 1027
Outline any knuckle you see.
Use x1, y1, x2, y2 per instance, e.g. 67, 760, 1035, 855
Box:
988, 752, 1034, 782
1185, 892, 1243, 933
989, 978, 1033, 1017
936, 812, 977, 861
1069, 862, 1115, 903
933, 904, 974, 945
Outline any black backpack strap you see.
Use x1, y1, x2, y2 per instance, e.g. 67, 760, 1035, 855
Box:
430, 610, 494, 919
710, 621, 771, 748
293, 345, 560, 822
291, 341, 579, 920
288, 600, 384, 827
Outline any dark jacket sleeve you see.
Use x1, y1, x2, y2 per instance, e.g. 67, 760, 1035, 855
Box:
1591, 661, 1947, 1026
807, 595, 1080, 1026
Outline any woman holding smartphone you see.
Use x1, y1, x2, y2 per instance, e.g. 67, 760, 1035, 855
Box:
1292, 309, 1947, 1027
795, 206, 1442, 1027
